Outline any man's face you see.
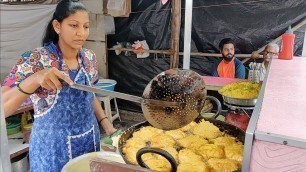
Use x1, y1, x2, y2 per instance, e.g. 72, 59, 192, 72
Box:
263, 46, 278, 59
221, 43, 235, 62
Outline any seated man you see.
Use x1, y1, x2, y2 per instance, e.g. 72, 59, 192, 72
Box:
249, 43, 279, 82
212, 38, 245, 79
251, 43, 279, 68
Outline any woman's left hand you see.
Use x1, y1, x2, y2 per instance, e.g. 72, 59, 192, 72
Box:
100, 119, 117, 136
105, 126, 117, 136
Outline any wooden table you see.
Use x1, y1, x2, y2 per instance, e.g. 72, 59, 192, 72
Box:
8, 132, 29, 159
8, 104, 33, 159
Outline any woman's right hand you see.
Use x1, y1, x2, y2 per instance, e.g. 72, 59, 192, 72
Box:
35, 67, 74, 91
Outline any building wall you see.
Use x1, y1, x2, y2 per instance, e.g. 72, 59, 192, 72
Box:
81, 0, 107, 78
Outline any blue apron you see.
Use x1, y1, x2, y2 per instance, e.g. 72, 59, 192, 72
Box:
29, 52, 100, 172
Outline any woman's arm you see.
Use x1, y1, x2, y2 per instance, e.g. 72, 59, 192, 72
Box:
93, 97, 116, 135
2, 73, 40, 117
2, 68, 73, 117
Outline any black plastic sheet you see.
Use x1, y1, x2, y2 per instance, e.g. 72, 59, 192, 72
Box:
108, 0, 306, 112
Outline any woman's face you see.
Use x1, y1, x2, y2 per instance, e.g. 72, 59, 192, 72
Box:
55, 10, 89, 50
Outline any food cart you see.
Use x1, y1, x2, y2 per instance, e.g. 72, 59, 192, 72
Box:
242, 57, 306, 171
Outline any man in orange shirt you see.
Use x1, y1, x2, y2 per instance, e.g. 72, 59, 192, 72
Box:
212, 38, 245, 79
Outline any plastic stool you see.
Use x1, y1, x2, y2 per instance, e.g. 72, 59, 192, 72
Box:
96, 95, 120, 124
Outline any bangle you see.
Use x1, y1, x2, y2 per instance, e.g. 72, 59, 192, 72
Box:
16, 83, 34, 95
99, 117, 108, 124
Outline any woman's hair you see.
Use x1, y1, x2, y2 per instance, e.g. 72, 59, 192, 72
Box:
42, 0, 87, 45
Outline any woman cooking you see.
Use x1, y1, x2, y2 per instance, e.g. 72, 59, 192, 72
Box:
1, 0, 116, 171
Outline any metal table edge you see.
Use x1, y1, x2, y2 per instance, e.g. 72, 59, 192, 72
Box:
241, 59, 272, 172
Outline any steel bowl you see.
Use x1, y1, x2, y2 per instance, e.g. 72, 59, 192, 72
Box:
221, 95, 257, 107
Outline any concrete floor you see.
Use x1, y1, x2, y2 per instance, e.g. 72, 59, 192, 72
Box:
100, 110, 145, 137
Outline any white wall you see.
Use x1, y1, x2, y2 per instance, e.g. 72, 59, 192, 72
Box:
0, 4, 56, 81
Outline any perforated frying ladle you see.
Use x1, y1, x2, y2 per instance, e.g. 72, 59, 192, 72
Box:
69, 69, 207, 130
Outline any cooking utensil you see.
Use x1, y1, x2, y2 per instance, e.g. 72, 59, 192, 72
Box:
136, 148, 177, 172
70, 69, 207, 130
220, 95, 257, 107
218, 81, 260, 107
118, 115, 245, 172
70, 83, 183, 108
141, 69, 207, 130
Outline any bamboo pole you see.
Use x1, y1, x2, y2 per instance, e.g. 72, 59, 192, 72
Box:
107, 48, 252, 58
169, 0, 181, 69
108, 48, 174, 55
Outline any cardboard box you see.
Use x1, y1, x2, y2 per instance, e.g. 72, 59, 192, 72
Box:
88, 13, 105, 41
103, 0, 131, 17
80, 0, 103, 14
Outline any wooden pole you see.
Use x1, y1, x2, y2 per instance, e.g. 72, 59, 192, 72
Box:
108, 48, 175, 55
108, 47, 253, 58
169, 0, 181, 69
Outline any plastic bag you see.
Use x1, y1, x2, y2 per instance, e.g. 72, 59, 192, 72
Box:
132, 40, 150, 58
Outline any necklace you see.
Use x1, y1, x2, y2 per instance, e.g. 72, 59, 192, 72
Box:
64, 59, 80, 72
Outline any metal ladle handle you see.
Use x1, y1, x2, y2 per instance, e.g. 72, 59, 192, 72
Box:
136, 147, 177, 172
70, 83, 183, 108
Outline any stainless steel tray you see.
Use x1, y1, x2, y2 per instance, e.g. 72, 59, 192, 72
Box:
222, 95, 257, 107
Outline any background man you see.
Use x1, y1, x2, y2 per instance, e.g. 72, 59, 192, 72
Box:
251, 43, 280, 68
212, 38, 245, 79
249, 43, 280, 82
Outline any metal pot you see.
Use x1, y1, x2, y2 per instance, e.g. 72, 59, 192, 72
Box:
220, 94, 257, 107
118, 115, 245, 172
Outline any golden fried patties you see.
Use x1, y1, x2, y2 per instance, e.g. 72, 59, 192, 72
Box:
177, 161, 210, 172
187, 139, 209, 152
178, 149, 203, 164
124, 147, 141, 165
211, 136, 237, 147
150, 133, 176, 148
157, 147, 179, 163
144, 158, 171, 172
165, 129, 186, 140
207, 158, 239, 172
177, 135, 207, 148
124, 147, 154, 165
122, 137, 146, 152
197, 144, 224, 160
192, 120, 222, 139
224, 144, 243, 163
179, 121, 197, 132
133, 126, 162, 141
